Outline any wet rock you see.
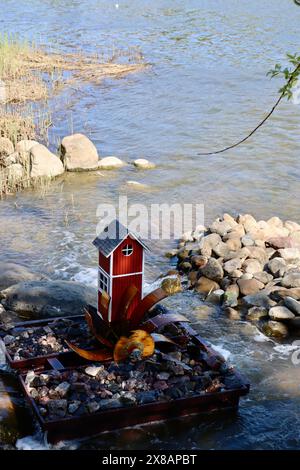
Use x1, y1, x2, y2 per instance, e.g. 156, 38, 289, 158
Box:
178, 261, 192, 272
246, 306, 269, 321
237, 278, 264, 296
47, 399, 68, 417
188, 270, 198, 287
242, 292, 275, 308
0, 262, 47, 292
165, 249, 179, 258
225, 307, 241, 320
99, 398, 122, 410
283, 297, 300, 316
1, 280, 96, 318
195, 277, 220, 295
60, 133, 99, 171
193, 305, 215, 320
191, 255, 207, 268
281, 272, 300, 288
262, 320, 289, 340
268, 306, 295, 321
200, 257, 223, 282
223, 284, 239, 307
98, 156, 125, 169
133, 158, 155, 169
30, 144, 64, 178
161, 276, 182, 295
206, 289, 224, 305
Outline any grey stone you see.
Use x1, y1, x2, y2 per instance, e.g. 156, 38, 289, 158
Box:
246, 306, 269, 321
269, 306, 295, 321
85, 365, 104, 377
1, 280, 97, 318
99, 398, 122, 410
242, 292, 276, 308
47, 399, 68, 417
209, 220, 232, 237
0, 262, 47, 292
87, 401, 100, 413
30, 144, 64, 178
60, 133, 99, 171
237, 278, 264, 296
200, 257, 224, 282
55, 382, 71, 398
253, 271, 273, 284
268, 258, 287, 277
136, 391, 158, 404
281, 272, 300, 288
206, 289, 224, 305
224, 258, 243, 274
283, 297, 300, 316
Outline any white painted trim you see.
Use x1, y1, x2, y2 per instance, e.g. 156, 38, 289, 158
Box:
103, 233, 149, 258
109, 252, 113, 322
141, 248, 144, 299
112, 271, 143, 278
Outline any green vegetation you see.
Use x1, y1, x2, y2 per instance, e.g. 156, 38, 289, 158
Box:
268, 53, 300, 99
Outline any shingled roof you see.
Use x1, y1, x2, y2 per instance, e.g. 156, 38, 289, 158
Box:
93, 219, 149, 257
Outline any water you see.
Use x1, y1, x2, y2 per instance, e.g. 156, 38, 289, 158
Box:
0, 0, 300, 449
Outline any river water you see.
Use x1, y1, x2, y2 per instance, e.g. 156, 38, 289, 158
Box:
0, 0, 300, 449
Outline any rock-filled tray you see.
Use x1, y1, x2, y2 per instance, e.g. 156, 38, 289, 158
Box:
14, 307, 249, 444
0, 315, 91, 370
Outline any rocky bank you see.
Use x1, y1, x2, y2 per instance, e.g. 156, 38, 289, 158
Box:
167, 213, 300, 341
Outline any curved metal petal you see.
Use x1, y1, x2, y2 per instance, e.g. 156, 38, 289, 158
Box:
66, 340, 112, 362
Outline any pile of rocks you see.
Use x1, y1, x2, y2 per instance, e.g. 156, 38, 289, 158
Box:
2, 318, 93, 361
24, 349, 240, 421
171, 213, 300, 340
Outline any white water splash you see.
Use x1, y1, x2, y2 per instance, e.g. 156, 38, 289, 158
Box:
16, 435, 49, 450
210, 344, 231, 361
72, 267, 98, 286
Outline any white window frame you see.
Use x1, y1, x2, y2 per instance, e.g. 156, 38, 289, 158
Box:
99, 270, 109, 293
122, 243, 133, 256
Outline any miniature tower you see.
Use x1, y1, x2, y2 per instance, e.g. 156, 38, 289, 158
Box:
93, 220, 149, 323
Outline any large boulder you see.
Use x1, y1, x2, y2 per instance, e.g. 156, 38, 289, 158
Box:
16, 140, 39, 166
30, 144, 64, 178
269, 306, 295, 321
0, 280, 96, 318
60, 133, 99, 171
0, 262, 47, 292
199, 257, 223, 282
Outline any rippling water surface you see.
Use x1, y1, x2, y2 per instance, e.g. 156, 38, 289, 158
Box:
0, 0, 300, 450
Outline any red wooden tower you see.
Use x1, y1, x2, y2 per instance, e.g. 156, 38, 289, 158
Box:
93, 220, 149, 323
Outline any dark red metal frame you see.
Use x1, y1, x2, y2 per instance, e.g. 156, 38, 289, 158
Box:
1, 307, 250, 444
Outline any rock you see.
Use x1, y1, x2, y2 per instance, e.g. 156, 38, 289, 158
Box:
99, 398, 122, 410
191, 255, 207, 268
87, 401, 100, 413
177, 248, 190, 261
268, 258, 287, 277
225, 237, 242, 251
47, 399, 67, 417
269, 306, 295, 321
55, 382, 70, 398
237, 278, 264, 296
200, 258, 223, 282
223, 284, 239, 307
193, 305, 215, 319
165, 249, 178, 258
0, 137, 14, 161
253, 271, 273, 284
212, 241, 229, 258
178, 261, 192, 272
242, 259, 262, 274
59, 133, 99, 171
126, 180, 148, 189
285, 221, 300, 232
243, 292, 277, 309
195, 277, 220, 295
224, 247, 250, 261
231, 269, 243, 278
188, 270, 198, 287
206, 289, 224, 305
266, 237, 296, 249
98, 156, 125, 169
273, 288, 300, 301
283, 297, 300, 316
209, 220, 232, 237
290, 232, 300, 245
281, 272, 300, 288
1, 280, 96, 318
262, 320, 289, 340
237, 214, 257, 232
223, 213, 238, 228
225, 307, 241, 320
4, 151, 19, 166
245, 246, 268, 264
16, 140, 39, 165
223, 258, 243, 274
290, 317, 300, 330
133, 159, 155, 169
161, 276, 182, 295
241, 235, 254, 246
3, 334, 15, 345
278, 248, 300, 262
68, 401, 81, 414
30, 144, 64, 178
224, 225, 245, 240
247, 306, 269, 321
240, 273, 253, 280
0, 262, 47, 291
157, 372, 170, 381
136, 391, 157, 404
7, 163, 24, 180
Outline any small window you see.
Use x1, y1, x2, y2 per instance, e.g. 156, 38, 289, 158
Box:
99, 271, 109, 293
122, 244, 133, 256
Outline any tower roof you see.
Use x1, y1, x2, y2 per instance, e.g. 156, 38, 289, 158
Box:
93, 219, 149, 257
